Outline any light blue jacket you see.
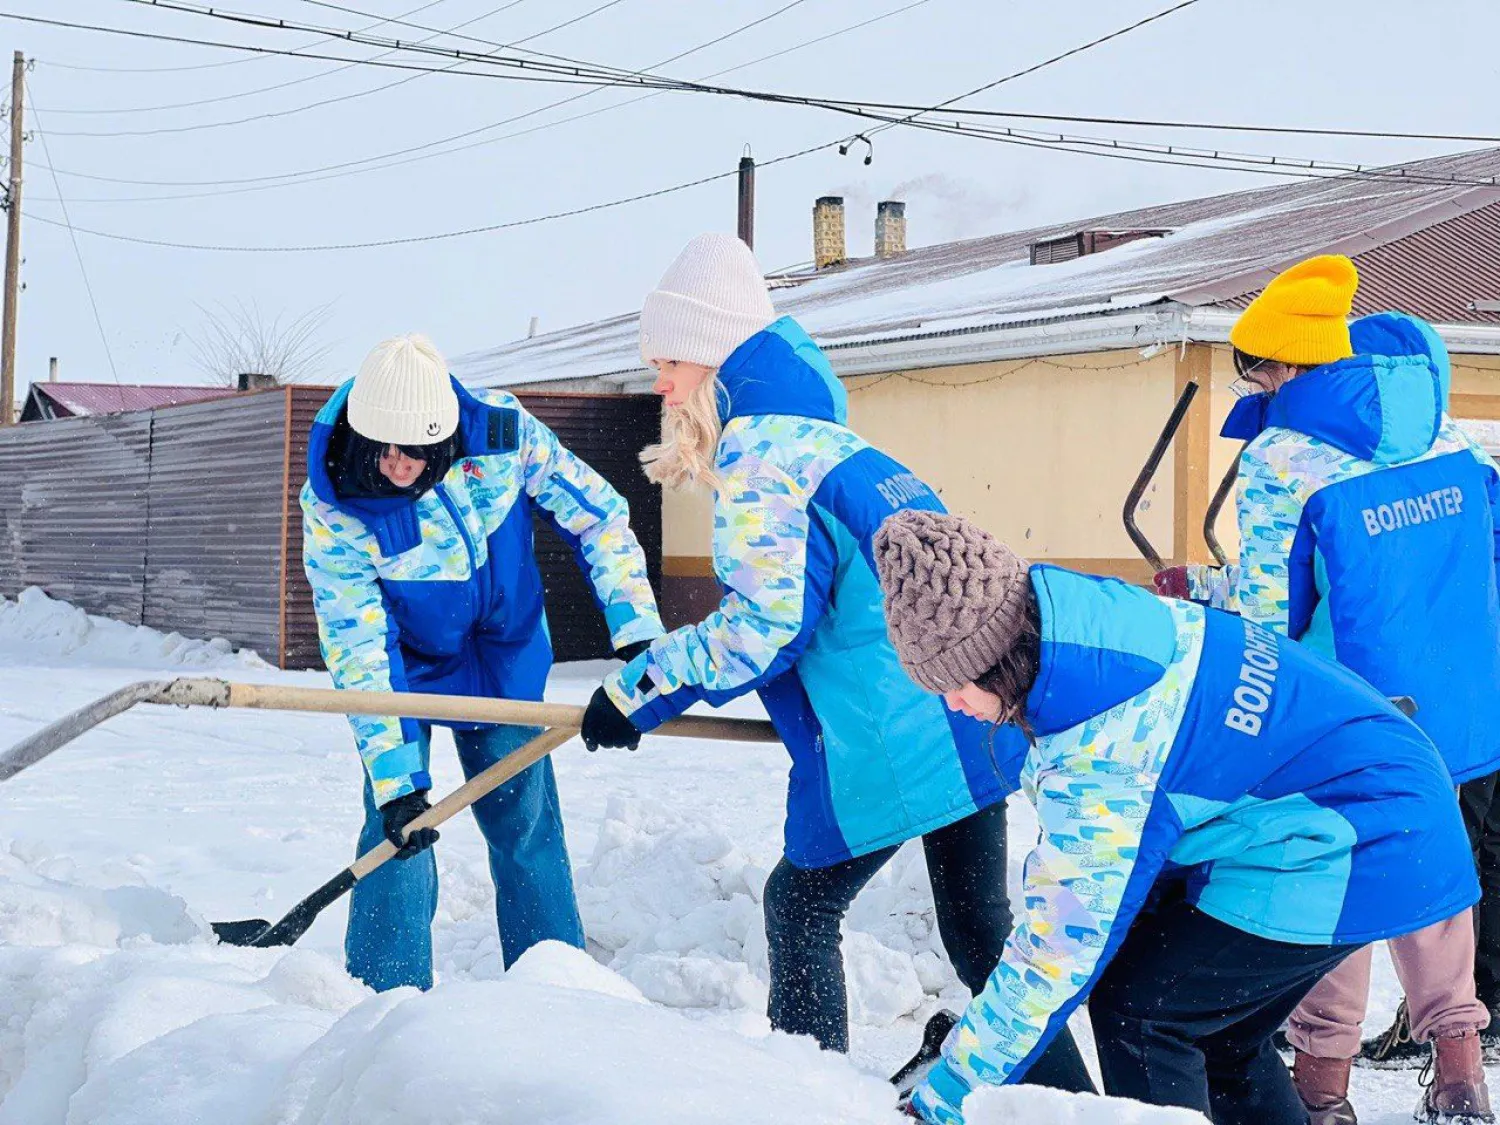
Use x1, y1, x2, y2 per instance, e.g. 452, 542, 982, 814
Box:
605, 317, 1006, 867
1188, 313, 1500, 783
913, 567, 1475, 1124
303, 379, 662, 805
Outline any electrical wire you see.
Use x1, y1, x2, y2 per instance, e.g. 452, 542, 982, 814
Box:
42, 0, 461, 75
863, 0, 1204, 137
31, 0, 927, 204
25, 0, 1191, 194
21, 141, 835, 251
41, 0, 532, 117
29, 0, 850, 194
39, 0, 809, 140
26, 83, 121, 386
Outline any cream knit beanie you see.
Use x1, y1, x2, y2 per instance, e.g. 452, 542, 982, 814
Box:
639, 233, 776, 368
347, 333, 460, 446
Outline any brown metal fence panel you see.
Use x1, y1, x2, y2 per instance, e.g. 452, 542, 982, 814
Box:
282, 386, 334, 668
142, 393, 287, 656
279, 388, 663, 668
522, 392, 663, 662
0, 413, 153, 623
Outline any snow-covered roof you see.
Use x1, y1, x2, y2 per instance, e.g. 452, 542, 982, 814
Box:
453, 148, 1500, 388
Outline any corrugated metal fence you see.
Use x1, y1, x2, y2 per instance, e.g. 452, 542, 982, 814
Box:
0, 386, 662, 668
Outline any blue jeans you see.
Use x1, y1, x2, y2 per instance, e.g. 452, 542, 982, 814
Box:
344, 723, 585, 992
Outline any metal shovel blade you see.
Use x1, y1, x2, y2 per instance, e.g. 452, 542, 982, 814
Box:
211, 918, 273, 945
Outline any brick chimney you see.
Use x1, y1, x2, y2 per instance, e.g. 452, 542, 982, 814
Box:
813, 196, 846, 270
875, 200, 906, 259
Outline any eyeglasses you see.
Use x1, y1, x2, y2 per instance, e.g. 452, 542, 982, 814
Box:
1233, 348, 1272, 380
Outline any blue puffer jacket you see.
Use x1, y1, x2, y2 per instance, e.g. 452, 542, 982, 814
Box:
303, 378, 662, 805
604, 317, 1006, 868
913, 568, 1476, 1125
1188, 312, 1500, 784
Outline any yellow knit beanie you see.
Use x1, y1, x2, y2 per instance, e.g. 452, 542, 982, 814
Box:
1229, 255, 1359, 366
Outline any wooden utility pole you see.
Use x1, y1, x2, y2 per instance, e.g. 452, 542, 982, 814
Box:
0, 52, 23, 426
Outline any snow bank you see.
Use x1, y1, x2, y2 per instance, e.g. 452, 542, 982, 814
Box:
0, 587, 266, 671
966, 1087, 1207, 1124
568, 796, 954, 1023
0, 855, 902, 1125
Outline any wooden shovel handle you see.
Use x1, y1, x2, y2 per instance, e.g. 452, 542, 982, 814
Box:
157, 680, 779, 744
349, 725, 578, 880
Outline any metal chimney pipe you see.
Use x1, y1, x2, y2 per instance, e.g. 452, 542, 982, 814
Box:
875, 201, 907, 259
48, 356, 57, 383
527, 316, 540, 339
737, 152, 756, 250
813, 196, 846, 270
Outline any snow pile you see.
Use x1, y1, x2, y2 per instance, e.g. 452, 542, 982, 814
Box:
966, 1087, 1208, 1125
569, 797, 952, 1024
0, 587, 266, 670
0, 861, 902, 1125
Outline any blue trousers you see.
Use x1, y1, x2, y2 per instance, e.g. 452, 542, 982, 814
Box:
344, 723, 585, 992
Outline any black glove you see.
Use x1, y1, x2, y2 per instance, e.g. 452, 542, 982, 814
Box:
381, 790, 439, 860
582, 687, 642, 752
616, 640, 652, 663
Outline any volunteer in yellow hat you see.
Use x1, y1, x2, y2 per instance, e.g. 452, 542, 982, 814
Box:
1229, 254, 1359, 395
1156, 252, 1500, 1125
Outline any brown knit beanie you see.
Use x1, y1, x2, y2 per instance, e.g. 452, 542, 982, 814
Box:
872, 509, 1032, 695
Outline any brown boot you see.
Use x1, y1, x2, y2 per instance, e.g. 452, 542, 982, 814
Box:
1293, 1049, 1359, 1125
1418, 1030, 1496, 1124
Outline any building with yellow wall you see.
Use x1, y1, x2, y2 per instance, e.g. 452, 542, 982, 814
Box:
455, 148, 1500, 625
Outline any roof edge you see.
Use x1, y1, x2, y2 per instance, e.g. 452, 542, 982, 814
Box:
1171, 185, 1500, 308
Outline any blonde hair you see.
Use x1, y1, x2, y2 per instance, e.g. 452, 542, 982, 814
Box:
641, 374, 724, 492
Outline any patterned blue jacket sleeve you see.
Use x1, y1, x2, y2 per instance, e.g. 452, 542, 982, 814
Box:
912, 606, 1203, 1124
1185, 563, 1237, 609
511, 400, 663, 649
1216, 436, 1310, 635
601, 452, 828, 732
301, 492, 427, 806
912, 760, 1174, 1123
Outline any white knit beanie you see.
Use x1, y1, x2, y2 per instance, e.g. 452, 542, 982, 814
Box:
639, 233, 776, 368
347, 333, 460, 445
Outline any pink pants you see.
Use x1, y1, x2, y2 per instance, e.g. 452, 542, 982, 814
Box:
1286, 911, 1489, 1059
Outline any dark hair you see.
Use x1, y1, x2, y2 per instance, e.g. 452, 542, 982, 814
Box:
974, 583, 1043, 743
327, 410, 460, 499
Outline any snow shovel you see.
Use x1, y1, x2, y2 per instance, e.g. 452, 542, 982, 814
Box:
210, 723, 579, 948
1121, 405, 1420, 721
1123, 380, 1199, 572
0, 679, 779, 947
0, 677, 778, 784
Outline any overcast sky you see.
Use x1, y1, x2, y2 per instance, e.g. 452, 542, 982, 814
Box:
5, 0, 1499, 394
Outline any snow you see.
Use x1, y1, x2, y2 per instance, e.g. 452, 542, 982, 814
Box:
0, 589, 1475, 1123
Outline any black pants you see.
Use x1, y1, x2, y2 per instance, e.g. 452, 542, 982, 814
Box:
1460, 771, 1500, 1013
1090, 892, 1356, 1125
763, 802, 1095, 1092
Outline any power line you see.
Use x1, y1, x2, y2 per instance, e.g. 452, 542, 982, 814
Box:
29, 0, 1192, 193
26, 83, 121, 385
39, 0, 809, 142
36, 0, 629, 140
105, 0, 672, 84
865, 0, 1205, 137
0, 10, 674, 91
31, 0, 844, 193
40, 0, 530, 117
32, 0, 928, 204
42, 0, 463, 75
21, 142, 834, 251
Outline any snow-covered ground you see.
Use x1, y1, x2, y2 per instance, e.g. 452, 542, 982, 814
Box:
0, 588, 1461, 1123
